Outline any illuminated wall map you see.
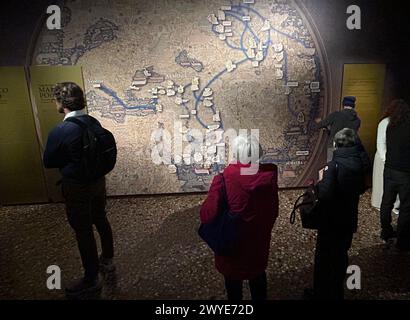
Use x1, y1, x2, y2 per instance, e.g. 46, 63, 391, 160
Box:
33, 0, 330, 195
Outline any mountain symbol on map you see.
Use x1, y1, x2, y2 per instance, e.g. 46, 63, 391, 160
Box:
132, 66, 165, 87
175, 50, 204, 72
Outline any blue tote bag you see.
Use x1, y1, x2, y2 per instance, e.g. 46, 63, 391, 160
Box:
198, 174, 242, 256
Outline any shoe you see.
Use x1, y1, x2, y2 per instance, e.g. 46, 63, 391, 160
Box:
65, 277, 102, 298
99, 255, 116, 273
381, 228, 397, 242
303, 288, 316, 300
395, 243, 410, 253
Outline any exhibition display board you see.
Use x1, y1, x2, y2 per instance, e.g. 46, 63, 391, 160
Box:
342, 64, 386, 159
29, 65, 85, 202
0, 67, 48, 205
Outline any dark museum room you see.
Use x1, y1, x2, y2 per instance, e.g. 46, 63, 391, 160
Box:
1, 0, 410, 313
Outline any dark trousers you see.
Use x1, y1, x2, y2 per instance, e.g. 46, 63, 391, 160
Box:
313, 231, 353, 300
380, 167, 410, 250
62, 177, 114, 281
224, 272, 267, 301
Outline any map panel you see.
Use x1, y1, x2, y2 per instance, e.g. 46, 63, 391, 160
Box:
33, 0, 329, 195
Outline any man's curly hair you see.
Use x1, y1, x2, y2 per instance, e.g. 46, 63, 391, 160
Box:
53, 82, 85, 111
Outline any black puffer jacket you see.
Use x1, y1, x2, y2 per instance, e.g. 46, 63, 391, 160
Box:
316, 144, 370, 233
316, 109, 361, 145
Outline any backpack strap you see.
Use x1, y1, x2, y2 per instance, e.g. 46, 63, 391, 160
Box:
65, 117, 94, 153
65, 116, 89, 130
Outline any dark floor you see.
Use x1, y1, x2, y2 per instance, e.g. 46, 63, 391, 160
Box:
0, 190, 409, 300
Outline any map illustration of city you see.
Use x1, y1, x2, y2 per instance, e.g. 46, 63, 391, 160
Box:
33, 0, 330, 195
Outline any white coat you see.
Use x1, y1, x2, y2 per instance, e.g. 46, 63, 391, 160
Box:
371, 117, 400, 210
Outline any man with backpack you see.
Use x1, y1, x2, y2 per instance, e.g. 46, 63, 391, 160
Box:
43, 82, 117, 298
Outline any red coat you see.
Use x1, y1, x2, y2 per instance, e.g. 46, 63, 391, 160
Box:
200, 163, 279, 280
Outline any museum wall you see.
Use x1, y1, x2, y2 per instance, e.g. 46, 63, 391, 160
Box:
2, 0, 408, 100
302, 0, 409, 110
1, 0, 409, 200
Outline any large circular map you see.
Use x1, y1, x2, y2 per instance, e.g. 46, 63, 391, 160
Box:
33, 0, 330, 195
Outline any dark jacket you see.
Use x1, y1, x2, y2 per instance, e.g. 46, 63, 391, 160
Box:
200, 163, 279, 280
316, 144, 370, 233
316, 109, 361, 144
43, 115, 97, 181
386, 121, 410, 173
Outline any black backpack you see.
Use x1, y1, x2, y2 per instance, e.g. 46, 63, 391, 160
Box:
65, 116, 117, 182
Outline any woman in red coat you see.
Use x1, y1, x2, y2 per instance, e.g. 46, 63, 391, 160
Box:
200, 135, 279, 300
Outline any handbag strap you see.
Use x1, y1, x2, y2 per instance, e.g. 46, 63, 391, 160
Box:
290, 186, 319, 225
290, 163, 338, 225
290, 193, 307, 224
220, 173, 230, 212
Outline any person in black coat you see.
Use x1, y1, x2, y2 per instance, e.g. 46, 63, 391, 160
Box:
309, 128, 370, 300
315, 96, 361, 161
380, 100, 410, 250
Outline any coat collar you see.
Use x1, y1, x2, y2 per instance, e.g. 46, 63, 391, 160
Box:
64, 110, 86, 121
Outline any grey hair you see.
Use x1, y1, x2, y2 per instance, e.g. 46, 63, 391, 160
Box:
232, 134, 263, 164
334, 128, 359, 148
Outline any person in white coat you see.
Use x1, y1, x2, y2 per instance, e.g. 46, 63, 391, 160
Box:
371, 105, 400, 213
